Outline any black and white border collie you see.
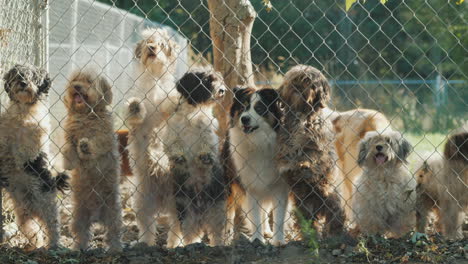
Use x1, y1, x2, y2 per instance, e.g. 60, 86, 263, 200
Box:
229, 87, 289, 245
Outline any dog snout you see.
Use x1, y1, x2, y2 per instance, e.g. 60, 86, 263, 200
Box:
241, 116, 251, 125
376, 145, 383, 151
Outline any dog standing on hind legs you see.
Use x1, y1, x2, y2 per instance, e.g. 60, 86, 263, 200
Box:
62, 68, 122, 252
0, 64, 69, 249
276, 64, 346, 237
125, 28, 181, 246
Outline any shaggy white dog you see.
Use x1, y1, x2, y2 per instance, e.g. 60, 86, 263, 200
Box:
352, 130, 416, 238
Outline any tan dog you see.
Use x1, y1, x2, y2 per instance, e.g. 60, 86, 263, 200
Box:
62, 68, 122, 252
439, 125, 467, 239
352, 130, 415, 238
276, 65, 346, 237
0, 64, 68, 249
414, 153, 444, 234
330, 109, 390, 220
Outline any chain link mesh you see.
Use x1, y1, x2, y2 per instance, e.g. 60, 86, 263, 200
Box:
0, 0, 466, 261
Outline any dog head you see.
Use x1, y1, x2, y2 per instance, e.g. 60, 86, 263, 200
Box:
278, 64, 330, 115
443, 125, 468, 163
64, 68, 112, 113
357, 130, 412, 168
176, 70, 226, 106
414, 154, 444, 186
230, 87, 281, 134
3, 64, 51, 104
134, 28, 179, 74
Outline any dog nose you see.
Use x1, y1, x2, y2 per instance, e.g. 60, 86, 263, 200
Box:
376, 145, 383, 151
241, 116, 250, 125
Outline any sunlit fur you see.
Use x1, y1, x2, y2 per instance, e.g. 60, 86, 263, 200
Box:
329, 108, 391, 222
62, 68, 122, 252
352, 130, 415, 238
163, 70, 228, 247
276, 65, 346, 237
414, 153, 444, 234
229, 87, 290, 245
124, 27, 181, 247
0, 64, 68, 249
439, 125, 467, 240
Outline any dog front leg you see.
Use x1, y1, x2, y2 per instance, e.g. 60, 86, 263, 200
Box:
271, 186, 288, 246
244, 192, 264, 243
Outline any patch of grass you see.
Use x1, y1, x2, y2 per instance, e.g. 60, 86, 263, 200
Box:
405, 133, 446, 171
295, 209, 320, 263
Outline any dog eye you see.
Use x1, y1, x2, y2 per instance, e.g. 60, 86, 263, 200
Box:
73, 85, 81, 91
254, 102, 267, 116
217, 88, 225, 97
19, 81, 27, 87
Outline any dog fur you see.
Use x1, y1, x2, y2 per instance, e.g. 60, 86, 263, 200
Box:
229, 87, 289, 245
352, 130, 415, 238
62, 68, 122, 251
163, 70, 228, 246
330, 108, 391, 220
439, 125, 467, 239
0, 64, 69, 249
414, 153, 444, 234
124, 28, 181, 247
276, 64, 345, 236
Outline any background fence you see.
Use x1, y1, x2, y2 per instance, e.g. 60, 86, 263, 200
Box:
0, 0, 466, 261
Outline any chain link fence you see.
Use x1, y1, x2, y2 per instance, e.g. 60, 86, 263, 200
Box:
0, 0, 466, 262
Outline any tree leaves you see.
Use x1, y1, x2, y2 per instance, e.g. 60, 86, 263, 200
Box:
346, 0, 388, 11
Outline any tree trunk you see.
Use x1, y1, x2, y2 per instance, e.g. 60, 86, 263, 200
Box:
207, 0, 256, 136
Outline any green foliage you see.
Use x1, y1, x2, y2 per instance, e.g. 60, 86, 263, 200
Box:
295, 209, 320, 262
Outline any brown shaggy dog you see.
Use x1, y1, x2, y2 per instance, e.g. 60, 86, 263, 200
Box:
0, 64, 68, 249
62, 68, 122, 252
330, 109, 391, 220
439, 125, 467, 239
276, 64, 345, 236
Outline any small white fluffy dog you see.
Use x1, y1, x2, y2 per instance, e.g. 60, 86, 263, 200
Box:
125, 28, 181, 247
229, 87, 289, 245
352, 130, 415, 238
163, 70, 228, 246
439, 125, 467, 239
0, 64, 68, 249
62, 68, 122, 252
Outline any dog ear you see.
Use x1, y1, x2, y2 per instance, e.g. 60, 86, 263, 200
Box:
229, 87, 249, 128
396, 136, 412, 163
357, 138, 369, 167
100, 76, 113, 105
2, 65, 18, 95
312, 76, 331, 110
258, 88, 279, 104
444, 131, 468, 161
134, 40, 144, 60
37, 68, 51, 95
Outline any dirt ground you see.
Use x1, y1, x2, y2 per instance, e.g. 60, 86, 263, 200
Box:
1, 180, 467, 263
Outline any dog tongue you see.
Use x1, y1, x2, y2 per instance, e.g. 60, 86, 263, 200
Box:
375, 154, 386, 165
74, 94, 83, 104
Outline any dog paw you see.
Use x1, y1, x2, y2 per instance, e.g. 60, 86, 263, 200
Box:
125, 98, 146, 126
77, 138, 92, 158
270, 238, 286, 246
198, 153, 214, 166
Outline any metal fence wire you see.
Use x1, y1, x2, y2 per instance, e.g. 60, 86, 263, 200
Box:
0, 0, 466, 258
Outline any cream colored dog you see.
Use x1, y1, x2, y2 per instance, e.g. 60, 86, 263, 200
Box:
62, 68, 122, 252
125, 28, 181, 247
352, 130, 415, 238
